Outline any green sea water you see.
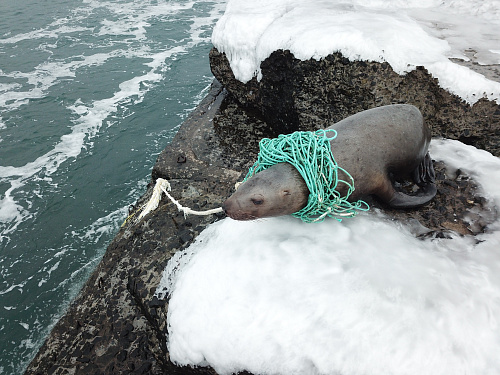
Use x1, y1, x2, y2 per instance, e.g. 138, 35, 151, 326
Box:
0, 1, 226, 373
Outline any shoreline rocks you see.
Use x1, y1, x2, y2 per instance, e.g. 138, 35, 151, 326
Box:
210, 48, 500, 156
25, 49, 499, 374
25, 81, 233, 375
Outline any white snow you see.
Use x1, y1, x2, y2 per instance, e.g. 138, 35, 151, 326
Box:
158, 139, 500, 375
156, 1, 500, 374
211, 0, 500, 104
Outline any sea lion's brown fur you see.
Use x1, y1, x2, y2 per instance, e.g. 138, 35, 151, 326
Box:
223, 104, 436, 221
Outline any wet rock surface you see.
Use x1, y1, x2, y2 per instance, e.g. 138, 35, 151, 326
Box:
26, 49, 499, 375
210, 48, 500, 156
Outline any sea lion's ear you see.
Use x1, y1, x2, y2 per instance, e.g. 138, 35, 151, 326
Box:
282, 190, 291, 196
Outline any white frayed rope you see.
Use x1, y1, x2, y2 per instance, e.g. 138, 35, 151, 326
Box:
135, 178, 223, 222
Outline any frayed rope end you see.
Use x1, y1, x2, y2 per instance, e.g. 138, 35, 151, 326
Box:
137, 178, 171, 221
122, 178, 223, 226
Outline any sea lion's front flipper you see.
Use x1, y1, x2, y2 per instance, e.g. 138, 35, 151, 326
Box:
387, 153, 437, 208
412, 152, 436, 186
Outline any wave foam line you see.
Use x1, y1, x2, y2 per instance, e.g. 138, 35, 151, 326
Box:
0, 0, 227, 230
0, 45, 188, 233
0, 52, 118, 113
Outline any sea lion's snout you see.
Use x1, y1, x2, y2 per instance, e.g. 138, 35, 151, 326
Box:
222, 164, 309, 221
222, 195, 254, 221
223, 182, 269, 220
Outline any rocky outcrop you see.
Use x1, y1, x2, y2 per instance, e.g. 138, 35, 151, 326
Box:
25, 49, 499, 374
25, 81, 236, 375
210, 48, 500, 156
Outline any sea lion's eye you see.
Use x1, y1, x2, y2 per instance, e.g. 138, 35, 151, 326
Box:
251, 198, 263, 206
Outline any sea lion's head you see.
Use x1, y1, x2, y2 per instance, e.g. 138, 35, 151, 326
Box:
223, 163, 309, 220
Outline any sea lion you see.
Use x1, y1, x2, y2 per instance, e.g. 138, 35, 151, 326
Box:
223, 104, 436, 221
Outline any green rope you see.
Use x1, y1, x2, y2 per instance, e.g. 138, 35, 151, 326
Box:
243, 129, 370, 223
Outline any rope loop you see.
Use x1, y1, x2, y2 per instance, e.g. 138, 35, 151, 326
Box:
243, 129, 369, 223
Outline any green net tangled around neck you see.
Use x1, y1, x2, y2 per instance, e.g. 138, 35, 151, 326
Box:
243, 129, 370, 223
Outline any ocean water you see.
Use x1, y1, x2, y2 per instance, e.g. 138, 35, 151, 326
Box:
0, 0, 226, 373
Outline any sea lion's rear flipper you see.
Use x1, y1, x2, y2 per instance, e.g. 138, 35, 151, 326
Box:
388, 153, 437, 208
387, 183, 437, 208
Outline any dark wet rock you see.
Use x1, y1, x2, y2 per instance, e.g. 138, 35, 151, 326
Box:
376, 162, 496, 237
25, 49, 499, 375
210, 48, 500, 156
